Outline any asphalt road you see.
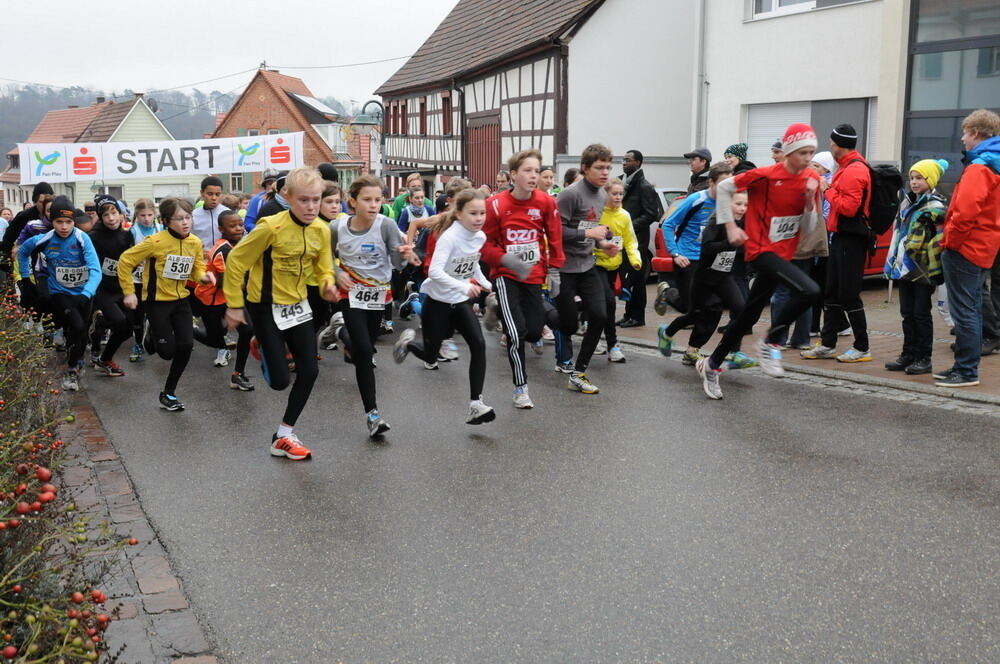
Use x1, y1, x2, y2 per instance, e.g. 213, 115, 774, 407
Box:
85, 326, 999, 663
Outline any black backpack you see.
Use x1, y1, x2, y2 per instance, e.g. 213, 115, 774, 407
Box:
850, 159, 903, 235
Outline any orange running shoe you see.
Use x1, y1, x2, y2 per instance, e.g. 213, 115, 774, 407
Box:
270, 433, 312, 460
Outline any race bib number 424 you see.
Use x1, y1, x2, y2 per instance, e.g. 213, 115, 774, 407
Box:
272, 299, 313, 330
446, 253, 479, 280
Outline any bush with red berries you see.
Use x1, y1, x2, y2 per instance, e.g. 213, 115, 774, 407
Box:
0, 292, 130, 662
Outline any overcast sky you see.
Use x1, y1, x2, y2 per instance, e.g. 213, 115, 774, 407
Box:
1, 0, 459, 109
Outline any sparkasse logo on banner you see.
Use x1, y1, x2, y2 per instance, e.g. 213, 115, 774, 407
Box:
16, 133, 305, 185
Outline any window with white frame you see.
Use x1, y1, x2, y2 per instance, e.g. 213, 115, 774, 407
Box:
752, 0, 862, 19
230, 173, 244, 193
152, 183, 190, 204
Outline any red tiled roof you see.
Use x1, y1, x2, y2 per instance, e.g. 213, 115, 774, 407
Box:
0, 170, 21, 184
375, 0, 602, 95
6, 102, 111, 156
77, 99, 139, 143
213, 70, 335, 162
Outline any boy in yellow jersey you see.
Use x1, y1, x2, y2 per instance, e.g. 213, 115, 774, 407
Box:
223, 168, 337, 460
117, 198, 212, 411
595, 178, 641, 363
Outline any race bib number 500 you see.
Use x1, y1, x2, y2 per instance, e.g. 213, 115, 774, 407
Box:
162, 254, 194, 280
272, 299, 313, 330
505, 241, 539, 266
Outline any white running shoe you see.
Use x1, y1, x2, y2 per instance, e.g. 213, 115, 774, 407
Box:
800, 344, 838, 360
541, 325, 555, 341
756, 339, 785, 377
214, 349, 231, 367
608, 345, 626, 363
466, 400, 496, 424
62, 369, 80, 392
513, 385, 534, 409
695, 358, 723, 400
394, 328, 415, 363
439, 339, 459, 361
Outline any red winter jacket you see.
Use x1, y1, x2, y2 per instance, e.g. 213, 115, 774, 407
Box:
825, 150, 872, 234
941, 163, 1000, 268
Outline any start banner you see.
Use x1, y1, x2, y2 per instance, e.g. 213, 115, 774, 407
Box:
17, 132, 305, 185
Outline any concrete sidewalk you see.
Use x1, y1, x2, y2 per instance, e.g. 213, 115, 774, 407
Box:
615, 281, 1000, 405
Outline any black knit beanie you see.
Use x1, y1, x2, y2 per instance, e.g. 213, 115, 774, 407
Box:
32, 182, 54, 201
831, 124, 858, 149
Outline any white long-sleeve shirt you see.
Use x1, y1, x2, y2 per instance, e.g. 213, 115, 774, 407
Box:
421, 222, 491, 304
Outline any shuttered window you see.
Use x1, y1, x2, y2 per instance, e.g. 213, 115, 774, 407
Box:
745, 102, 811, 166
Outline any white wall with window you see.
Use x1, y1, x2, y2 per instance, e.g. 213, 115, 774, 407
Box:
706, 0, 903, 163
152, 183, 190, 203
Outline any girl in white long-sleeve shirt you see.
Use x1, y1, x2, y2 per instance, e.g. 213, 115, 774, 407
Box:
393, 189, 495, 425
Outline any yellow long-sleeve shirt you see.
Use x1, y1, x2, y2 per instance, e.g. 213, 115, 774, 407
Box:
595, 206, 641, 271
117, 229, 207, 302
223, 210, 334, 308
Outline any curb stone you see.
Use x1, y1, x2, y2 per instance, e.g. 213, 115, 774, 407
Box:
56, 393, 218, 664
620, 337, 1000, 408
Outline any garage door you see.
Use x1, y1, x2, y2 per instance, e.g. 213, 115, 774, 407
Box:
745, 102, 811, 167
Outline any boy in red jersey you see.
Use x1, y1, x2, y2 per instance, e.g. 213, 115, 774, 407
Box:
695, 123, 823, 399
481, 149, 565, 409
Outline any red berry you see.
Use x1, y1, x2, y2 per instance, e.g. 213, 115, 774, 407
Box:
67, 609, 78, 619
128, 538, 138, 546
15, 464, 27, 475
40, 484, 57, 494
2, 645, 16, 659
35, 467, 52, 482
90, 589, 103, 601
14, 502, 30, 515
71, 592, 85, 604
11, 585, 21, 594
29, 501, 41, 512
6, 520, 19, 529
96, 614, 109, 624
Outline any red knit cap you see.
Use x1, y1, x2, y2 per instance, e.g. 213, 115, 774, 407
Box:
782, 123, 818, 156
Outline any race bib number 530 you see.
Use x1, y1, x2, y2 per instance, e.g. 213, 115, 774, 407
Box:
162, 254, 194, 280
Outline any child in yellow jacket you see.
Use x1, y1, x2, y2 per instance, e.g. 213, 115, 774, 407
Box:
595, 178, 641, 363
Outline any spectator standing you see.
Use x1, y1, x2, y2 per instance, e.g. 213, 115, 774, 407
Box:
723, 143, 757, 174
684, 147, 712, 194
935, 109, 1000, 387
617, 149, 662, 328
802, 124, 873, 363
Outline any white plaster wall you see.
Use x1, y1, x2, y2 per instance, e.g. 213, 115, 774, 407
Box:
566, 0, 697, 189
704, 0, 903, 162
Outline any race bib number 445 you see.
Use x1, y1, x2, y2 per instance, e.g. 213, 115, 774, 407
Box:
769, 215, 801, 243
162, 254, 194, 280
272, 299, 312, 330
349, 284, 388, 310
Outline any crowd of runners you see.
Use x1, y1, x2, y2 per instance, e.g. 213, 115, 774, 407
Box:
1, 109, 998, 459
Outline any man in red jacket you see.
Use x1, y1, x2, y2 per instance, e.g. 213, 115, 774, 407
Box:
935, 109, 1000, 388
802, 124, 872, 363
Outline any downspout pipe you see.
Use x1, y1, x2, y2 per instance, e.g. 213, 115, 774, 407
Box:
695, 0, 708, 147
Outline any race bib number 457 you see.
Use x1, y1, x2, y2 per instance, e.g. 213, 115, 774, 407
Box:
55, 266, 87, 286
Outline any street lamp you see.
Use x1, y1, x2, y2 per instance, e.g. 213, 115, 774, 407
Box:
355, 100, 385, 176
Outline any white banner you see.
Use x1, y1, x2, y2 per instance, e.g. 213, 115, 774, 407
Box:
17, 133, 305, 185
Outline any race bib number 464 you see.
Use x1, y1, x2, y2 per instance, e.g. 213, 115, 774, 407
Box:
272, 299, 312, 330
349, 284, 388, 310
162, 254, 194, 280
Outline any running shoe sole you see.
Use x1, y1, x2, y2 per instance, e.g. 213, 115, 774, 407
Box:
467, 408, 496, 425
270, 445, 311, 460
